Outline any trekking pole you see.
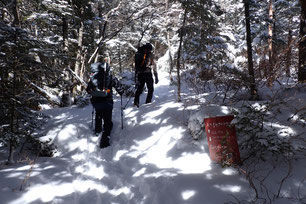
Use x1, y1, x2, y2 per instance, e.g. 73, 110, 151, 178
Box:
123, 83, 138, 109
120, 94, 123, 129
91, 106, 95, 129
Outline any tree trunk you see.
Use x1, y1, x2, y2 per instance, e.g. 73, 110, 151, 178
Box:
74, 19, 84, 93
165, 0, 174, 82
12, 0, 20, 26
168, 33, 174, 83
7, 0, 21, 163
268, 0, 274, 85
176, 8, 187, 102
62, 16, 69, 52
286, 28, 292, 77
88, 20, 108, 64
298, 0, 306, 82
244, 0, 257, 99
8, 69, 17, 163
116, 42, 122, 73
98, 2, 103, 37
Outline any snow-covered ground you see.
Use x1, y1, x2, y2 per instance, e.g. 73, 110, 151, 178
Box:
0, 71, 305, 204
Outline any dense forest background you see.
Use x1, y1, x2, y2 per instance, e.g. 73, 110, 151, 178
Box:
0, 0, 305, 163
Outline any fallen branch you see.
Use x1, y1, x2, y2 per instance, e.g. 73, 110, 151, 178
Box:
276, 159, 293, 198
23, 78, 61, 106
66, 68, 87, 87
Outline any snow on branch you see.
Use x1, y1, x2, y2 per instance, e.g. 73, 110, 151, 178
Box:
24, 79, 61, 106
66, 68, 87, 87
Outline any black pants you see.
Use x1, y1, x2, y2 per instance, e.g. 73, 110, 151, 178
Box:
91, 99, 113, 136
134, 72, 154, 104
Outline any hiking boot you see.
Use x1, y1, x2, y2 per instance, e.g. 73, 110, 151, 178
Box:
94, 130, 101, 137
100, 139, 110, 148
99, 134, 110, 148
134, 102, 139, 108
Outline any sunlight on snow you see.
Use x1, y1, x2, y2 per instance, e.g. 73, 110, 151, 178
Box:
83, 161, 105, 180
54, 113, 68, 120
221, 106, 231, 115
205, 173, 213, 180
291, 114, 306, 124
213, 184, 241, 193
132, 126, 174, 151
133, 125, 211, 174
132, 167, 146, 177
181, 190, 196, 200
11, 180, 110, 204
5, 172, 24, 178
109, 187, 131, 197
139, 117, 161, 125
142, 101, 181, 119
143, 170, 178, 178
73, 179, 108, 193
222, 168, 237, 176
113, 150, 129, 161
71, 153, 86, 161
185, 105, 200, 110
57, 124, 77, 142
68, 138, 88, 152
261, 122, 296, 137
133, 168, 178, 178
10, 182, 75, 204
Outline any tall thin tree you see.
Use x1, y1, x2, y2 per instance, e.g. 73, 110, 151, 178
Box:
268, 0, 274, 85
298, 0, 306, 82
176, 8, 187, 102
244, 0, 257, 99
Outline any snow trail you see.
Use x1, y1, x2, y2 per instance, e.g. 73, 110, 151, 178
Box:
1, 71, 250, 204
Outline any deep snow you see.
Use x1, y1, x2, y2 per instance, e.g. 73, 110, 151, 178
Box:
0, 71, 305, 204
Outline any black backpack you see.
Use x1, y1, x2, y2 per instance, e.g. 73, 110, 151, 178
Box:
135, 46, 149, 72
89, 62, 112, 97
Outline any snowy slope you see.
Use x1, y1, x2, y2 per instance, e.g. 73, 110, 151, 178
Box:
0, 71, 305, 204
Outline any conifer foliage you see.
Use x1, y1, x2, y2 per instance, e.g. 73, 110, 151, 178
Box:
0, 0, 304, 163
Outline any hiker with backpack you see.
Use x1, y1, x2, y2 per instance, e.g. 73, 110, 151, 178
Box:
87, 56, 123, 148
133, 43, 158, 108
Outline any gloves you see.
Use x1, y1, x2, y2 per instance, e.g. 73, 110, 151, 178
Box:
154, 72, 159, 84
118, 90, 124, 96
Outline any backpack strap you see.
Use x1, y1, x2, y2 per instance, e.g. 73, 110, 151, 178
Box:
102, 62, 107, 90
141, 53, 147, 68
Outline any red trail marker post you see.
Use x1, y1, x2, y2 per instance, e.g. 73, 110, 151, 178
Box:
204, 115, 241, 165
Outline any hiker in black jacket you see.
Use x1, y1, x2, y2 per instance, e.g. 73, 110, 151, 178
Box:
87, 56, 123, 148
134, 43, 158, 107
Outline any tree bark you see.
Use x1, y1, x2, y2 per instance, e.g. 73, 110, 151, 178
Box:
268, 0, 273, 63
168, 32, 174, 83
12, 0, 20, 26
176, 8, 187, 102
62, 16, 69, 52
118, 43, 123, 73
244, 0, 257, 99
166, 0, 174, 82
8, 68, 17, 163
98, 1, 103, 37
298, 0, 306, 82
286, 28, 292, 77
268, 0, 274, 85
74, 18, 84, 93
7, 0, 21, 163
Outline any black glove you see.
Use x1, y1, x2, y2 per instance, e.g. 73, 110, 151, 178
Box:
154, 72, 159, 84
118, 90, 124, 96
